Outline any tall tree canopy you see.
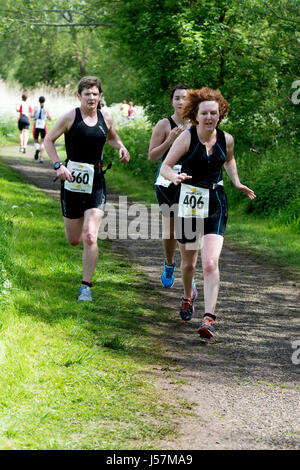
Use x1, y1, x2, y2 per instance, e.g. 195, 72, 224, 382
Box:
107, 0, 299, 144
0, 0, 299, 145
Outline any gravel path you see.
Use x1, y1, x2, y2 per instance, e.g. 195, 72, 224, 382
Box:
1, 144, 299, 450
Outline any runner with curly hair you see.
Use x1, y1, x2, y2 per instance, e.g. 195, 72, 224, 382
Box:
160, 87, 256, 338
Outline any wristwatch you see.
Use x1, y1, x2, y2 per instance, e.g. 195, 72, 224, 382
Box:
54, 162, 63, 170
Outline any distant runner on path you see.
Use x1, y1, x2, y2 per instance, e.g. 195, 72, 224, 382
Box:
44, 76, 130, 302
148, 84, 189, 289
32, 96, 52, 163
160, 87, 256, 339
16, 93, 32, 154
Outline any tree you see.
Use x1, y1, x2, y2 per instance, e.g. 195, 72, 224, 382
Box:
107, 0, 299, 144
0, 0, 138, 103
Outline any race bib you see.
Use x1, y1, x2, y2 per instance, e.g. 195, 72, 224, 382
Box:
155, 164, 182, 188
35, 119, 45, 129
64, 161, 94, 194
178, 183, 210, 218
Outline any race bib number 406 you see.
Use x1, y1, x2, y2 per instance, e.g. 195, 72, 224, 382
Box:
64, 160, 94, 194
178, 183, 210, 218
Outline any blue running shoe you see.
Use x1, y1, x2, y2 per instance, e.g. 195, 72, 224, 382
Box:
161, 260, 175, 288
192, 278, 198, 301
78, 285, 93, 302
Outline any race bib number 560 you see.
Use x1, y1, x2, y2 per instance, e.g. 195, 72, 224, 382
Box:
64, 160, 94, 194
178, 183, 210, 218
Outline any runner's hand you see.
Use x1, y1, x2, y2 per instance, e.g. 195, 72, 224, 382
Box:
237, 184, 256, 200
173, 172, 192, 186
56, 165, 72, 182
168, 125, 185, 144
119, 147, 130, 163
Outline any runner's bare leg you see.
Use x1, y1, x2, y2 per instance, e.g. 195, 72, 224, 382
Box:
201, 234, 224, 314
81, 209, 104, 283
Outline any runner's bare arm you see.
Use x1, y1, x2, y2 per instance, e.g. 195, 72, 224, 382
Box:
148, 119, 185, 162
103, 111, 130, 162
224, 133, 256, 200
44, 110, 75, 181
160, 130, 192, 186
46, 109, 53, 121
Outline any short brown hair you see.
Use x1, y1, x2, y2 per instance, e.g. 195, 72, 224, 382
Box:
78, 76, 102, 95
181, 87, 229, 125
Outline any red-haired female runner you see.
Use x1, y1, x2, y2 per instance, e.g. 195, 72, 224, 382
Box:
160, 87, 256, 338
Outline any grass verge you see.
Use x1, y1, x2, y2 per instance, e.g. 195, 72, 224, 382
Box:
0, 161, 182, 450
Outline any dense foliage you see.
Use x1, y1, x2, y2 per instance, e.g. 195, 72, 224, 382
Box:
107, 0, 300, 146
0, 1, 299, 144
0, 0, 138, 103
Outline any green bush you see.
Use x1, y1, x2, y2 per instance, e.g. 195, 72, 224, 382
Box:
0, 201, 13, 297
104, 123, 159, 184
224, 143, 299, 231
0, 118, 18, 145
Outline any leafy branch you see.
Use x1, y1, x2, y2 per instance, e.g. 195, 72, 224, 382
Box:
0, 8, 113, 27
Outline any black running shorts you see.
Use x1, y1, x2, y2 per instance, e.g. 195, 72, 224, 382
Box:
18, 114, 30, 131
155, 183, 180, 217
61, 170, 106, 219
33, 127, 46, 140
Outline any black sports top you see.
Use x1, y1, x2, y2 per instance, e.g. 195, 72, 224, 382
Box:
179, 126, 227, 186
161, 116, 177, 161
65, 108, 108, 165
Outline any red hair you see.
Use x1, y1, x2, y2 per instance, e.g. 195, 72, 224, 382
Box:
181, 87, 229, 125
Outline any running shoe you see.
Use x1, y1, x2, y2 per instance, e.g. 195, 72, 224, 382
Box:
161, 260, 175, 288
34, 149, 40, 160
197, 314, 216, 339
77, 285, 93, 302
179, 296, 195, 321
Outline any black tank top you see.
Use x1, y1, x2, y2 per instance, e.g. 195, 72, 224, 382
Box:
179, 126, 227, 185
161, 116, 177, 161
65, 108, 108, 165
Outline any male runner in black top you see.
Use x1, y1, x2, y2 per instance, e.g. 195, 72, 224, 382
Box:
45, 76, 130, 302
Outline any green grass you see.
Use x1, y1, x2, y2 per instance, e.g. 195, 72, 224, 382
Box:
0, 161, 182, 450
226, 208, 300, 278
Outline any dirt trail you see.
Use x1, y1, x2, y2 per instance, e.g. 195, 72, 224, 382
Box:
1, 145, 299, 450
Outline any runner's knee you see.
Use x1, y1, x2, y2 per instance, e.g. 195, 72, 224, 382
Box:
181, 258, 197, 273
202, 258, 219, 275
66, 232, 82, 246
68, 237, 81, 246
83, 230, 98, 246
